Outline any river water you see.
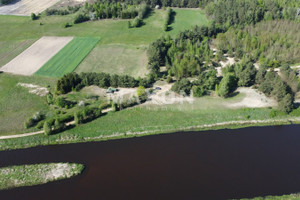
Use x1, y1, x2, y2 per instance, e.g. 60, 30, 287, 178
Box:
0, 125, 300, 200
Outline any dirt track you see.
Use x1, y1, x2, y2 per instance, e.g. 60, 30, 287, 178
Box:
1, 36, 73, 76
0, 0, 60, 16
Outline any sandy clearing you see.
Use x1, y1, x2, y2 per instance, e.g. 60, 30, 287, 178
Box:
1, 36, 73, 76
216, 57, 236, 77
17, 83, 49, 96
227, 87, 277, 108
0, 0, 60, 16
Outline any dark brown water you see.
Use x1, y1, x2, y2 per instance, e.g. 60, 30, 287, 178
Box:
1, 125, 300, 200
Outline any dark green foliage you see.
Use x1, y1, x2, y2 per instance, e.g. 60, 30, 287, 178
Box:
216, 74, 237, 98
278, 94, 294, 113
163, 7, 172, 31
216, 21, 300, 65
46, 93, 54, 105
46, 5, 80, 16
234, 61, 257, 87
56, 72, 139, 94
171, 78, 192, 95
31, 13, 38, 20
192, 86, 205, 97
129, 16, 143, 28
205, 0, 300, 27
43, 121, 52, 136
24, 112, 45, 129
55, 97, 74, 108
56, 73, 81, 94
74, 14, 90, 24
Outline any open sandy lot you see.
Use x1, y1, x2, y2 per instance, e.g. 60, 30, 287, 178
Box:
0, 0, 60, 16
0, 36, 73, 76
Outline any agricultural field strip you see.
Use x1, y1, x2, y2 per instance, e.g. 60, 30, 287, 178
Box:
0, 0, 60, 16
35, 37, 100, 77
0, 36, 73, 76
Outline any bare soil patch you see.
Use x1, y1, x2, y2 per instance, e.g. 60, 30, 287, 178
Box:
0, 0, 61, 16
1, 36, 73, 76
227, 87, 277, 108
17, 83, 49, 96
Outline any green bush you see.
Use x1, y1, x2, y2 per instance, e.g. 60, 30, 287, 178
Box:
74, 14, 90, 24
43, 121, 52, 136
31, 13, 38, 20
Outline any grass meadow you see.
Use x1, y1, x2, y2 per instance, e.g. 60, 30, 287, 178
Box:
168, 9, 210, 36
0, 73, 57, 135
76, 44, 149, 78
35, 37, 100, 77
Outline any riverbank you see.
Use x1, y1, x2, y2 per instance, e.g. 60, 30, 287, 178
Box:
0, 105, 300, 151
0, 163, 84, 190
240, 193, 300, 200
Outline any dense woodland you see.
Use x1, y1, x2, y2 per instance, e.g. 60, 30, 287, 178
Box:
215, 20, 300, 66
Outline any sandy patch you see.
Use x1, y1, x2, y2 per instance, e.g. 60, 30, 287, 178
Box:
1, 36, 73, 76
17, 83, 49, 96
227, 87, 276, 108
216, 57, 236, 76
0, 0, 61, 16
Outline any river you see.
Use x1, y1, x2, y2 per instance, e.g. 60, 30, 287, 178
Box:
1, 125, 300, 200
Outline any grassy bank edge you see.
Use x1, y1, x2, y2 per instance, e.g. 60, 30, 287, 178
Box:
1, 117, 300, 152
0, 163, 85, 191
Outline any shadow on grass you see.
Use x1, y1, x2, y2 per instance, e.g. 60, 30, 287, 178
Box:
228, 91, 240, 98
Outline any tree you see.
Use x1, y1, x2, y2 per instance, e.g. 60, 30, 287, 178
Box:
137, 86, 146, 97
217, 74, 237, 98
278, 94, 294, 113
43, 121, 52, 136
74, 111, 84, 125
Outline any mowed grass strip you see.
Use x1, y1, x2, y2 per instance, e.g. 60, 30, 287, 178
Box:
35, 37, 100, 77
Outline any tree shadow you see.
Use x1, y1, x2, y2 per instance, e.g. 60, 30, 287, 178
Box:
228, 91, 240, 98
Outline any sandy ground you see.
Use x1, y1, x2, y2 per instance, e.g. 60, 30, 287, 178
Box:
17, 83, 49, 96
0, 36, 73, 76
0, 0, 61, 16
227, 87, 277, 108
216, 57, 236, 76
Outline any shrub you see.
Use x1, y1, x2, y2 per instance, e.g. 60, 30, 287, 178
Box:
278, 94, 294, 113
74, 14, 90, 24
64, 22, 71, 28
171, 79, 192, 96
47, 93, 54, 105
166, 76, 173, 83
43, 121, 52, 136
24, 118, 35, 129
137, 86, 146, 97
130, 17, 142, 28
31, 13, 38, 20
192, 86, 205, 97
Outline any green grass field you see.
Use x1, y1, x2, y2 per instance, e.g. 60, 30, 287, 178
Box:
76, 44, 149, 78
35, 37, 100, 77
169, 9, 210, 36
0, 9, 210, 75
0, 73, 57, 135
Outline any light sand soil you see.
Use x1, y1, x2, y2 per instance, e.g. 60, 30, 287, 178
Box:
17, 83, 49, 96
227, 87, 277, 108
0, 0, 60, 16
1, 36, 73, 76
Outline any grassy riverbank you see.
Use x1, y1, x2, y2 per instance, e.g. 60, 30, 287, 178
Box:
0, 163, 84, 190
0, 104, 300, 151
240, 193, 300, 199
